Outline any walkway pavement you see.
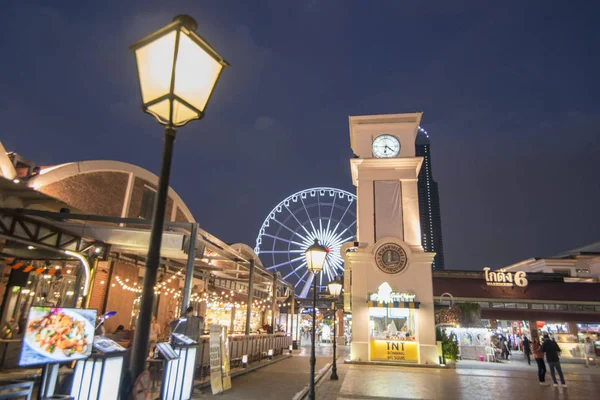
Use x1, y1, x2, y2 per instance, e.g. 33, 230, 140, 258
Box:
192, 344, 600, 399
316, 360, 600, 400
192, 344, 349, 399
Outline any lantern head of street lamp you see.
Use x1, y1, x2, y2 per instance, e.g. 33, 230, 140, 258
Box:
328, 276, 343, 298
305, 239, 327, 274
130, 14, 229, 128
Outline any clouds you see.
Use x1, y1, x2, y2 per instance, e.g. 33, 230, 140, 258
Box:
0, 1, 598, 271
254, 116, 276, 131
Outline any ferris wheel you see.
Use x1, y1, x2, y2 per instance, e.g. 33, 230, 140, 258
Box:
255, 187, 357, 298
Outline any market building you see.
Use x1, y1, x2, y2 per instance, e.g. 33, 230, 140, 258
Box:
0, 145, 295, 369
432, 242, 600, 361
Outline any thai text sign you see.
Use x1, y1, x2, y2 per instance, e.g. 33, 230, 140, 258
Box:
220, 326, 231, 391
209, 325, 223, 394
484, 267, 528, 287
370, 340, 418, 362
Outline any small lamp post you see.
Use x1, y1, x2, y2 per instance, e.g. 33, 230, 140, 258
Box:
128, 14, 229, 382
327, 276, 343, 380
305, 239, 327, 400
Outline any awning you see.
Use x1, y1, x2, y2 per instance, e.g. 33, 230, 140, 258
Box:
367, 300, 420, 309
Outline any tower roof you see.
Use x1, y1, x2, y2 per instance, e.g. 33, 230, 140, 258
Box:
415, 126, 430, 145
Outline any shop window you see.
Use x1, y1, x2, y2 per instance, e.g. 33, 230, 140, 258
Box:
492, 303, 504, 308
477, 302, 490, 308
531, 304, 544, 310
595, 306, 600, 312
583, 305, 595, 311
569, 304, 584, 311
516, 303, 528, 309
555, 304, 568, 311
139, 186, 156, 219
544, 304, 556, 310
369, 307, 416, 341
504, 303, 516, 309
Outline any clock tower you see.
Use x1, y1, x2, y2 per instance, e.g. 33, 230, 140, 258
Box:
342, 112, 438, 365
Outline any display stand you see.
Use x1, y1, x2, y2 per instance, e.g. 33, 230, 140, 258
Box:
155, 342, 180, 400
38, 363, 59, 400
69, 336, 126, 400
160, 334, 198, 400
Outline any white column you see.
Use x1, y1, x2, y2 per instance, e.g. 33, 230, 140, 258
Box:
401, 179, 422, 248
356, 180, 374, 244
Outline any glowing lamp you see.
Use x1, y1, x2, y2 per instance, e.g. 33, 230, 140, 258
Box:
268, 349, 273, 360
242, 354, 248, 368
130, 15, 229, 127
328, 276, 343, 297
305, 239, 327, 274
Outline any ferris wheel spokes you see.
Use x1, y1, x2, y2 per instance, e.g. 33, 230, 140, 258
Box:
300, 270, 315, 299
256, 187, 357, 296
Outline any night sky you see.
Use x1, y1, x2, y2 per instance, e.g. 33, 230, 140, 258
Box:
1, 1, 598, 270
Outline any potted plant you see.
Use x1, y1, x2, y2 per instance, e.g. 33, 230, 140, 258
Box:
436, 328, 459, 367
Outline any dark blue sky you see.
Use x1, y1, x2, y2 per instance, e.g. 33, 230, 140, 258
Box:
1, 1, 599, 270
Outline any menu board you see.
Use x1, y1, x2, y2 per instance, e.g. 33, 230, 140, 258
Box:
93, 336, 126, 353
19, 307, 97, 366
156, 342, 179, 361
172, 332, 197, 345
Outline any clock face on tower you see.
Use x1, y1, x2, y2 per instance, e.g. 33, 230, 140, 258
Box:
375, 243, 408, 274
372, 134, 400, 158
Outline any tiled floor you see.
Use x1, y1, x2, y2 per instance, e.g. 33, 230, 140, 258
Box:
318, 362, 600, 400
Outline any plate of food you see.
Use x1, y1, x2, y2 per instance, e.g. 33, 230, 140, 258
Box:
21, 307, 96, 364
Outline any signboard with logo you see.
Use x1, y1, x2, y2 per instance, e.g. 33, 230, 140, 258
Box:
209, 325, 223, 394
483, 267, 528, 287
370, 339, 418, 362
221, 326, 231, 391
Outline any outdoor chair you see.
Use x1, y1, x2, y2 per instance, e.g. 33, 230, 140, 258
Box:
485, 346, 496, 362
0, 381, 34, 400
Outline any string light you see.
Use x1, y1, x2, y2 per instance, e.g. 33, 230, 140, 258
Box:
115, 276, 142, 293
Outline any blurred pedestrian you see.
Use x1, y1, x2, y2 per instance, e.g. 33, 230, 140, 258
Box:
542, 334, 566, 388
523, 335, 531, 365
585, 337, 597, 368
532, 338, 547, 385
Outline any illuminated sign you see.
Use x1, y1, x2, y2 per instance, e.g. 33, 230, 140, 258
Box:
370, 340, 418, 362
369, 282, 416, 303
483, 267, 528, 287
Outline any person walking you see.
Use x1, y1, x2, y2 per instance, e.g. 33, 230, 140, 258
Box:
523, 335, 532, 365
149, 315, 161, 353
542, 334, 566, 388
584, 337, 597, 368
532, 338, 547, 385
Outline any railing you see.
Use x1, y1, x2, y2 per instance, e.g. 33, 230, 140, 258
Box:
195, 334, 291, 382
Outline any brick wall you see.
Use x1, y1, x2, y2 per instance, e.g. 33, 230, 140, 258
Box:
104, 261, 140, 333
38, 172, 128, 216
175, 207, 190, 222
87, 261, 110, 313
128, 177, 175, 221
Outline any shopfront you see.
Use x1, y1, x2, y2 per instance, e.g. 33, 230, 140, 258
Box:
433, 270, 600, 361
367, 290, 420, 362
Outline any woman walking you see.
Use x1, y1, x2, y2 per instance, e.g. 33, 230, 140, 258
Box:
532, 337, 547, 385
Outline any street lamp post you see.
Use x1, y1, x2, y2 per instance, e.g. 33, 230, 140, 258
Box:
305, 239, 327, 400
128, 14, 228, 383
327, 276, 343, 380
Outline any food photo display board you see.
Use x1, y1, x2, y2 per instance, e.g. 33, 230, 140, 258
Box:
19, 306, 97, 366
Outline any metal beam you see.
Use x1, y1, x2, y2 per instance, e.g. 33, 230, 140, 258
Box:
245, 259, 255, 335
181, 223, 198, 311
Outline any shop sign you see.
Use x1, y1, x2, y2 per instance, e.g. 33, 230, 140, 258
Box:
370, 339, 418, 362
483, 267, 528, 287
221, 326, 232, 391
369, 282, 416, 303
210, 325, 223, 394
